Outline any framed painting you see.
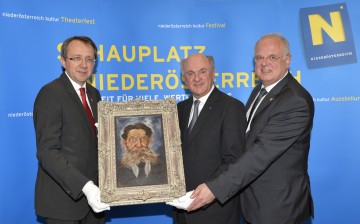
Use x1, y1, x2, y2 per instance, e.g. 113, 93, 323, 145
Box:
97, 98, 186, 206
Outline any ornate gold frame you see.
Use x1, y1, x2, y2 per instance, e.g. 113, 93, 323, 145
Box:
97, 98, 186, 206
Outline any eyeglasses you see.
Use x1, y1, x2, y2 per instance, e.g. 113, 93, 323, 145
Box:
254, 55, 286, 63
67, 56, 96, 65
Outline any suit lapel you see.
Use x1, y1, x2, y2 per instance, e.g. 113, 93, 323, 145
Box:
186, 88, 220, 145
60, 73, 96, 136
181, 98, 193, 145
86, 86, 98, 123
246, 85, 262, 112
252, 72, 293, 119
183, 99, 193, 130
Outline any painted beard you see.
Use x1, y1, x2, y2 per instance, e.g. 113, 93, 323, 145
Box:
120, 146, 160, 168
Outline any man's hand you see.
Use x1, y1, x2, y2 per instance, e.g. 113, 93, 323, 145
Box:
82, 181, 110, 213
187, 183, 215, 212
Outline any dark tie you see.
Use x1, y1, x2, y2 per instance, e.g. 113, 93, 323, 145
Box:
80, 87, 96, 134
248, 88, 267, 123
188, 100, 200, 133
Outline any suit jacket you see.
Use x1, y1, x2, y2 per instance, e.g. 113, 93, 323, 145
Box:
117, 156, 168, 187
33, 73, 101, 220
175, 87, 247, 224
207, 72, 315, 224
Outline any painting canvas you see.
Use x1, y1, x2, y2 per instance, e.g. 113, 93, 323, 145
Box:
98, 98, 186, 206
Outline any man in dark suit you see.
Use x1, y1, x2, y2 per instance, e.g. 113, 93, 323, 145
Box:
33, 36, 110, 224
171, 53, 247, 224
186, 33, 315, 224
116, 122, 168, 187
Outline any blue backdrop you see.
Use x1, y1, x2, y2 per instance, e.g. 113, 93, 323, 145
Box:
1, 0, 359, 223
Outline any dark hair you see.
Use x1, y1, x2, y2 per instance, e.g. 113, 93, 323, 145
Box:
121, 123, 153, 139
61, 36, 97, 60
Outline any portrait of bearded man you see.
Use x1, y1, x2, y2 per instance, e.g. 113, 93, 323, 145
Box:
116, 122, 168, 187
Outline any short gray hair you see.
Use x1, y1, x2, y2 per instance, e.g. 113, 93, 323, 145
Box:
255, 33, 290, 56
180, 54, 215, 75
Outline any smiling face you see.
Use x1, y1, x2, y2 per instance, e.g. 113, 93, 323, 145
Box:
182, 53, 214, 99
254, 36, 291, 87
60, 39, 95, 86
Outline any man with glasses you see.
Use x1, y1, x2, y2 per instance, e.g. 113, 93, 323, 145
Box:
34, 36, 109, 224
184, 33, 315, 224
116, 122, 168, 187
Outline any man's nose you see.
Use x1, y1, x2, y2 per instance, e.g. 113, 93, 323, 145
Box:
79, 58, 88, 67
134, 139, 142, 147
193, 72, 201, 81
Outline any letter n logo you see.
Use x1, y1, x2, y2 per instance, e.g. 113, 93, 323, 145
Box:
300, 3, 357, 68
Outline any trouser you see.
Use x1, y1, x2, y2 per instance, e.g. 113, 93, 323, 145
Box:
45, 210, 105, 224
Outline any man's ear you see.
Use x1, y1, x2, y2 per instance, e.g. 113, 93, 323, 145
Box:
60, 57, 66, 68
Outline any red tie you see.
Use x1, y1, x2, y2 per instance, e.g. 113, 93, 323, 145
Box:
80, 87, 96, 134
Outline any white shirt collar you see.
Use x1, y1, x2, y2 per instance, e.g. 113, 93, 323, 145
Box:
262, 71, 288, 92
65, 71, 87, 91
192, 85, 215, 105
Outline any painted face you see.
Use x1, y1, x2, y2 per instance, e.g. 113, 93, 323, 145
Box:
124, 129, 151, 151
254, 36, 291, 87
60, 40, 96, 86
182, 53, 214, 99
